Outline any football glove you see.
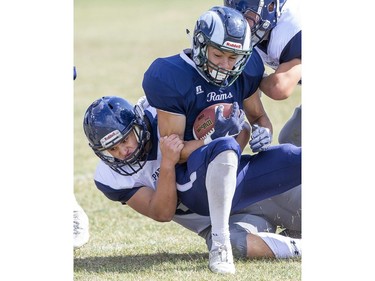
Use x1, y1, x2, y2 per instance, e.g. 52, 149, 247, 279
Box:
249, 124, 272, 153
204, 102, 245, 144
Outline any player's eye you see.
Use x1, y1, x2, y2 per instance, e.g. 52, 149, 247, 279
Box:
108, 146, 117, 152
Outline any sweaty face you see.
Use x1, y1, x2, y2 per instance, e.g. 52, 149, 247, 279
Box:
106, 130, 138, 161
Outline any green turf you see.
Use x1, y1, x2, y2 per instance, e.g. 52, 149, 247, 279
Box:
74, 0, 301, 280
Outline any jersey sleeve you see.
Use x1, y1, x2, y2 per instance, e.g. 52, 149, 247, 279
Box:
93, 162, 143, 204
240, 49, 265, 98
94, 180, 142, 203
279, 31, 301, 64
142, 57, 194, 115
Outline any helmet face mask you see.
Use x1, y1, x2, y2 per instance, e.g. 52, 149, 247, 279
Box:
205, 47, 247, 86
192, 6, 252, 87
224, 0, 286, 47
83, 96, 151, 176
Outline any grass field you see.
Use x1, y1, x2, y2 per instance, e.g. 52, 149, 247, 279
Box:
74, 0, 301, 280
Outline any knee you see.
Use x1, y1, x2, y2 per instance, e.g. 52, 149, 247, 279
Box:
267, 144, 301, 160
278, 114, 301, 146
210, 137, 242, 158
278, 144, 301, 162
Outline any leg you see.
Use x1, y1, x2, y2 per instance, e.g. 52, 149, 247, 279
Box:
199, 213, 275, 258
205, 150, 238, 274
176, 137, 242, 216
176, 141, 301, 217
200, 213, 301, 259
176, 138, 242, 274
278, 105, 302, 147
243, 185, 302, 238
232, 144, 301, 213
246, 234, 274, 258
255, 232, 301, 258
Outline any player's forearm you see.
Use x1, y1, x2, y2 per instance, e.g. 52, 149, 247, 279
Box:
151, 160, 178, 222
260, 63, 301, 100
260, 74, 291, 100
179, 139, 204, 163
250, 115, 273, 135
235, 121, 251, 152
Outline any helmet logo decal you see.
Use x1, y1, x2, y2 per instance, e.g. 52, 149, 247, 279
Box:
100, 129, 122, 148
224, 41, 242, 50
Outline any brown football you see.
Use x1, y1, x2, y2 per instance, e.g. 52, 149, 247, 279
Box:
193, 103, 233, 140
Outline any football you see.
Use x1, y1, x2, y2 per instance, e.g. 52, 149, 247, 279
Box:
193, 103, 233, 140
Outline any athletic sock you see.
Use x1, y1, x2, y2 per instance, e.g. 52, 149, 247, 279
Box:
257, 232, 302, 258
206, 150, 238, 249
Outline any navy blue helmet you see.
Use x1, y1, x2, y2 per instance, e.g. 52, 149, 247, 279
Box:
191, 6, 252, 88
224, 0, 287, 46
83, 96, 150, 176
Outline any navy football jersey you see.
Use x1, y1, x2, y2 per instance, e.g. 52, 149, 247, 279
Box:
142, 48, 264, 141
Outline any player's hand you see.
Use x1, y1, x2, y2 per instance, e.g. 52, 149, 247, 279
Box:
207, 102, 245, 142
159, 134, 184, 167
249, 124, 272, 153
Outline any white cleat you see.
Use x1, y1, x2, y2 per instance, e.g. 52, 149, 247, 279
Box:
73, 204, 90, 249
209, 244, 236, 274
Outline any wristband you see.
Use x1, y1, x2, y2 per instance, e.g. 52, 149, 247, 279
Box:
203, 135, 213, 145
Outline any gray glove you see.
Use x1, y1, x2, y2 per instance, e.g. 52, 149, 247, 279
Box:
249, 124, 272, 153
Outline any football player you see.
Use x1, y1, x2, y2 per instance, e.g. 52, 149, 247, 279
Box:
141, 6, 301, 273
83, 96, 301, 275
142, 6, 274, 163
224, 0, 302, 146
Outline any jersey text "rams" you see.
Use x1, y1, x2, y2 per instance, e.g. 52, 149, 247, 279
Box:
206, 91, 233, 102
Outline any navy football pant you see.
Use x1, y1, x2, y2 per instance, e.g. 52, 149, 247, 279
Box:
176, 137, 301, 216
